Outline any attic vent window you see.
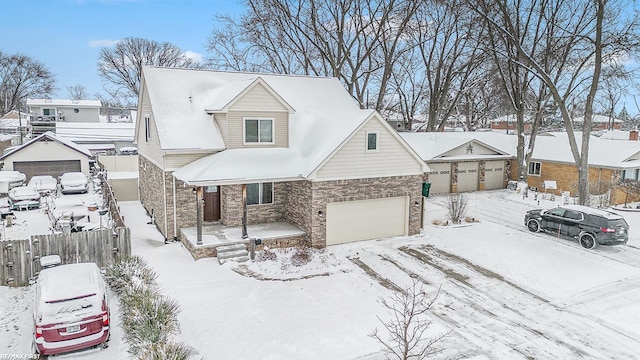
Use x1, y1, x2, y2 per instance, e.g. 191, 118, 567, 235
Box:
73, 108, 79, 113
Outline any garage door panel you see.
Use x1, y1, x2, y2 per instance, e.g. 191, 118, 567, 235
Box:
456, 162, 478, 192
326, 196, 407, 246
484, 160, 505, 190
14, 160, 81, 181
427, 163, 451, 194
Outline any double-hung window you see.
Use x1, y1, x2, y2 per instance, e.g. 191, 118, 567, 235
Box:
246, 183, 273, 205
528, 161, 541, 176
244, 118, 274, 144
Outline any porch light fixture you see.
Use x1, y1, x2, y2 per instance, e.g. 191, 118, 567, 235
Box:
192, 187, 197, 194
318, 210, 324, 217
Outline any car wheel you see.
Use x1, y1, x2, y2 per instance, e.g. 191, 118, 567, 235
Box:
579, 233, 596, 249
527, 219, 541, 233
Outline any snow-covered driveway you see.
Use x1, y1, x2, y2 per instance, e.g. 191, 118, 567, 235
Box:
2, 189, 640, 359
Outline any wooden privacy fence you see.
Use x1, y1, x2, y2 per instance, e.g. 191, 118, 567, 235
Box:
0, 227, 131, 287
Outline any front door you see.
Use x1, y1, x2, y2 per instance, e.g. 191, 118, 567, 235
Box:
203, 185, 220, 221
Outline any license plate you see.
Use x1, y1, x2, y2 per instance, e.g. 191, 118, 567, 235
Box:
66, 324, 81, 333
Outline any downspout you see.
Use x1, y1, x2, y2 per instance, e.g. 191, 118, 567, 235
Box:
163, 155, 168, 240
173, 175, 177, 240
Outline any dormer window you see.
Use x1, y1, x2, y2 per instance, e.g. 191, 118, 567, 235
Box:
366, 131, 378, 152
244, 118, 274, 144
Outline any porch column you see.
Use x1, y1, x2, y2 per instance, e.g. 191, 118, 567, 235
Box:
196, 186, 203, 245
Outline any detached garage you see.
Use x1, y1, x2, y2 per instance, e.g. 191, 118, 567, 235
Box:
0, 132, 92, 181
326, 196, 409, 245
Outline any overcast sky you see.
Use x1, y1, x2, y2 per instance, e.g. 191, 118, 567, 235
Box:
3, 0, 239, 99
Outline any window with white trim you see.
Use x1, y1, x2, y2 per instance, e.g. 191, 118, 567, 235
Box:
42, 108, 56, 116
244, 118, 274, 144
246, 183, 273, 205
622, 169, 640, 180
528, 161, 541, 176
144, 114, 151, 142
366, 131, 378, 152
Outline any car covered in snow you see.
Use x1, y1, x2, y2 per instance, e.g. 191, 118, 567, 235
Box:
524, 205, 629, 249
8, 186, 41, 210
33, 262, 110, 356
28, 175, 58, 195
0, 170, 27, 191
60, 172, 89, 194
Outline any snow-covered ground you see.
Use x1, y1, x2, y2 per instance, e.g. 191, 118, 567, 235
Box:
2, 189, 640, 359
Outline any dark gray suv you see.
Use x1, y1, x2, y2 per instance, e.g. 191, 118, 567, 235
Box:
524, 205, 629, 249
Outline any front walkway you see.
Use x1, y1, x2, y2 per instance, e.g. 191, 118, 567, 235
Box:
179, 222, 306, 260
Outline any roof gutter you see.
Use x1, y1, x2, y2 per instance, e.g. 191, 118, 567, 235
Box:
179, 175, 306, 187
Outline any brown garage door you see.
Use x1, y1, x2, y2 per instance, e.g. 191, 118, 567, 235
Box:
14, 160, 81, 181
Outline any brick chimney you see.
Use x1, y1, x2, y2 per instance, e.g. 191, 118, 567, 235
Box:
630, 129, 638, 141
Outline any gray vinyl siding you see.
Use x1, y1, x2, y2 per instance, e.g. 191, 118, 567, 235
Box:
165, 152, 216, 171
314, 117, 423, 180
225, 111, 289, 149
214, 113, 228, 145
136, 84, 164, 167
229, 83, 289, 111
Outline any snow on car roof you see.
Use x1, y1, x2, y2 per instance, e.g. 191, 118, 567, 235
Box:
561, 205, 623, 219
0, 171, 25, 181
38, 263, 102, 303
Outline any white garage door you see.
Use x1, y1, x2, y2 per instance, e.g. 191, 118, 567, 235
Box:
426, 163, 451, 194
326, 196, 408, 246
456, 162, 479, 192
484, 160, 505, 190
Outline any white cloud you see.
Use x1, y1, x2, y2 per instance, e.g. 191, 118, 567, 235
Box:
89, 39, 121, 48
183, 50, 204, 64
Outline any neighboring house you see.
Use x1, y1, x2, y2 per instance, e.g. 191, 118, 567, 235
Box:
401, 132, 516, 194
573, 114, 623, 131
0, 110, 30, 140
1, 110, 29, 120
0, 131, 93, 181
136, 67, 427, 250
525, 132, 640, 204
27, 99, 102, 135
490, 114, 533, 133
54, 122, 136, 155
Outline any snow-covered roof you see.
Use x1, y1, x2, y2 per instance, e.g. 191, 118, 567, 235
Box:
0, 131, 92, 160
55, 122, 135, 143
399, 132, 517, 161
26, 98, 101, 108
490, 114, 534, 123
530, 132, 640, 168
598, 129, 634, 140
144, 67, 382, 183
572, 114, 624, 123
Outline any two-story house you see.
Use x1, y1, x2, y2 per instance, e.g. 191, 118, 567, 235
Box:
27, 99, 102, 135
136, 67, 427, 253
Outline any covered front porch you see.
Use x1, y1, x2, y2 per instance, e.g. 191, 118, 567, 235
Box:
178, 221, 307, 260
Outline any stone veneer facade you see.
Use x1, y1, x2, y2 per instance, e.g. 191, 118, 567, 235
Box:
140, 156, 423, 248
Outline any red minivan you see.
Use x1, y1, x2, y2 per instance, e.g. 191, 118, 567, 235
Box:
33, 263, 110, 356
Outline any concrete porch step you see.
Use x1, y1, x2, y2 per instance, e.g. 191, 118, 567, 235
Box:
217, 244, 249, 265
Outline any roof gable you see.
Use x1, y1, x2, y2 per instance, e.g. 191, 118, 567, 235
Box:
206, 77, 295, 113
0, 131, 92, 160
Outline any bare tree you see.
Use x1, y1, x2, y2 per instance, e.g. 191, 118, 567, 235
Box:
66, 84, 89, 100
472, 0, 640, 205
414, 0, 483, 132
208, 0, 421, 111
370, 277, 449, 360
446, 193, 469, 224
0, 51, 56, 116
97, 37, 197, 101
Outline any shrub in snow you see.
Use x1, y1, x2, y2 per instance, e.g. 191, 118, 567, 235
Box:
135, 340, 197, 360
105, 255, 197, 359
370, 278, 449, 360
105, 256, 157, 295
123, 295, 182, 357
290, 246, 313, 267
256, 247, 278, 262
446, 194, 468, 224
